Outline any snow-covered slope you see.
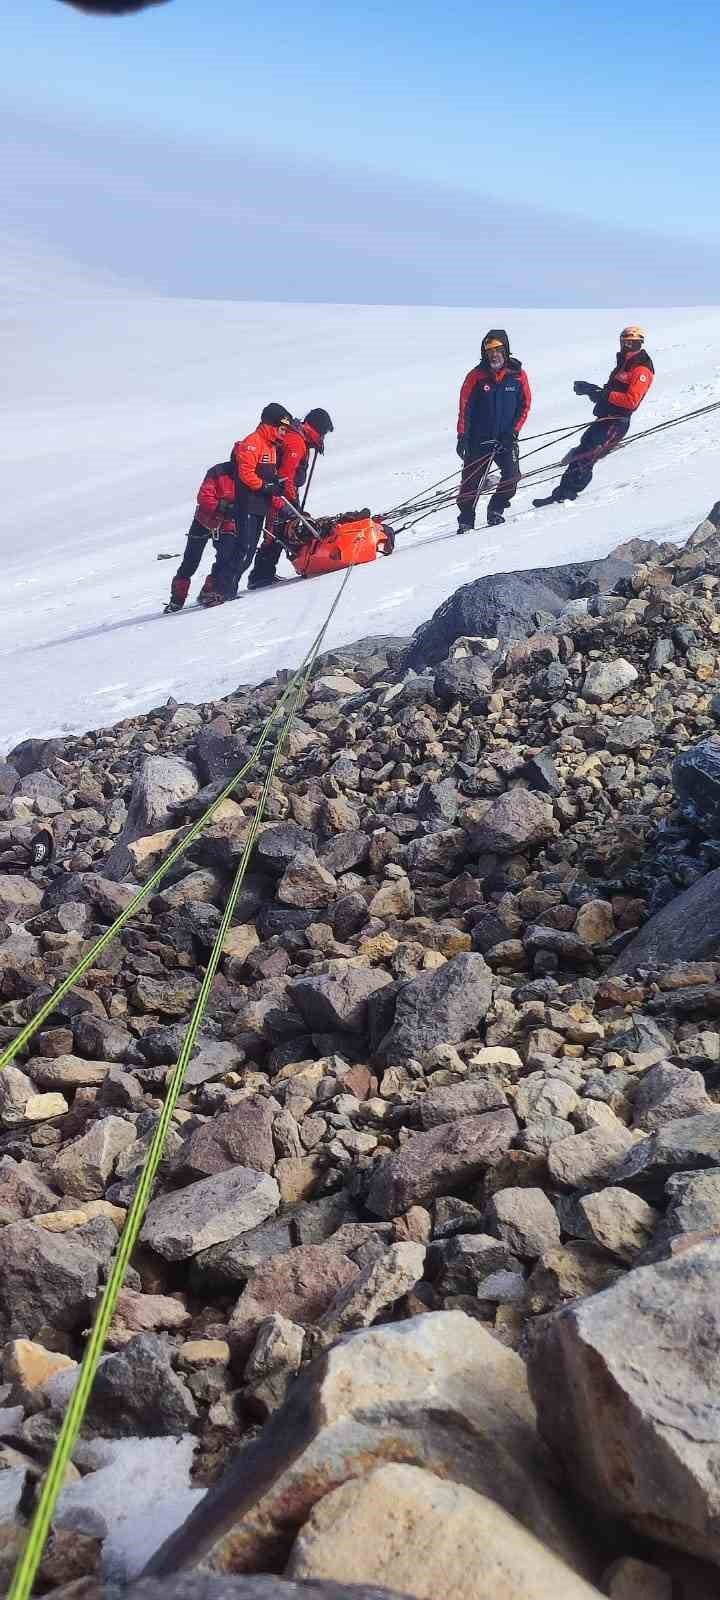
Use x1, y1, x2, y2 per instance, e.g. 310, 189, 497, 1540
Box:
1, 246, 718, 749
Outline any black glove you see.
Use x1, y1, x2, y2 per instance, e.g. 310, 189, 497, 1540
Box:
261, 476, 284, 498
456, 437, 467, 460
216, 497, 236, 517
256, 462, 278, 484
574, 380, 602, 401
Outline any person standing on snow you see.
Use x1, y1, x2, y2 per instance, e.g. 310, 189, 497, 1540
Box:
199, 403, 292, 608
533, 326, 654, 508
165, 458, 239, 612
247, 408, 334, 590
165, 403, 291, 612
456, 330, 532, 531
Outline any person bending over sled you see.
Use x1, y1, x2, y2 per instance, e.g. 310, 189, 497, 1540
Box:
165, 403, 291, 612
456, 329, 532, 532
533, 326, 654, 508
247, 408, 334, 589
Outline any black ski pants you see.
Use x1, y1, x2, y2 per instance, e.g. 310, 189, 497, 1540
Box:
457, 437, 520, 526
208, 511, 265, 598
556, 416, 630, 499
175, 516, 212, 580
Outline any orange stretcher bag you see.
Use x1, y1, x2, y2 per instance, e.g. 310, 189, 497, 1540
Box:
291, 512, 395, 579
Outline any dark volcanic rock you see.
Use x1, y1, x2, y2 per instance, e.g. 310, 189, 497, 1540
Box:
673, 738, 720, 828
376, 952, 493, 1064
611, 868, 720, 971
403, 556, 632, 669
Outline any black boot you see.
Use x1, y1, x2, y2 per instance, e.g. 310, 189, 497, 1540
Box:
487, 510, 505, 527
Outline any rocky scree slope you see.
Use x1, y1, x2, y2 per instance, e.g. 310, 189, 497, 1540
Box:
1, 503, 720, 1600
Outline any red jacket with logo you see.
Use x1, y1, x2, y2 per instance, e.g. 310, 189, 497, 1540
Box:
598, 349, 655, 417
232, 422, 281, 514
276, 421, 324, 503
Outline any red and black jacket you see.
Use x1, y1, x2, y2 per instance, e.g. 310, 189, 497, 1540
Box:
232, 422, 281, 515
458, 358, 531, 451
276, 421, 324, 503
195, 462, 237, 534
597, 348, 655, 418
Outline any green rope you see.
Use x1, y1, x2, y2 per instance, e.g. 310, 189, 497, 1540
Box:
0, 600, 332, 1074
6, 566, 353, 1600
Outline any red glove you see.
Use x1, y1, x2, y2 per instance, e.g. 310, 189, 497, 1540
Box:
270, 495, 285, 511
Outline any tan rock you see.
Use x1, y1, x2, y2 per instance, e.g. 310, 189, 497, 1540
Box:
3, 1338, 77, 1403
574, 900, 615, 946
126, 828, 179, 877
275, 1154, 325, 1204
146, 1311, 599, 1581
25, 1092, 69, 1120
287, 1464, 601, 1598
222, 923, 260, 962
178, 1339, 231, 1369
368, 876, 414, 919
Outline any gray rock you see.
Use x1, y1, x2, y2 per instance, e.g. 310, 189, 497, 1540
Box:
631, 1063, 711, 1132
528, 1239, 720, 1566
169, 1098, 276, 1182
6, 736, 62, 777
419, 1078, 508, 1129
469, 790, 555, 855
673, 738, 720, 828
431, 1233, 519, 1295
548, 1124, 636, 1192
73, 1012, 136, 1062
122, 754, 199, 841
571, 1187, 659, 1262
277, 852, 337, 909
86, 1334, 198, 1437
615, 1113, 720, 1197
316, 1242, 426, 1345
656, 1171, 720, 1253
366, 1108, 517, 1218
242, 1314, 305, 1415
526, 1241, 624, 1313
486, 1187, 561, 1259
605, 716, 656, 753
0, 1220, 101, 1340
52, 1115, 137, 1200
610, 868, 720, 971
433, 657, 493, 705
229, 1243, 358, 1360
289, 967, 392, 1036
376, 952, 493, 1065
141, 1167, 280, 1261
254, 823, 315, 875
582, 658, 639, 703
523, 925, 593, 964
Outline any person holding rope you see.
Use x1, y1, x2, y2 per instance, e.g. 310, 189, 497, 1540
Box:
247, 408, 334, 589
456, 329, 532, 532
165, 403, 292, 611
533, 325, 654, 508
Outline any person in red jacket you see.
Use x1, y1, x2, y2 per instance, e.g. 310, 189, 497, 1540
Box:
533, 327, 655, 508
165, 460, 238, 611
456, 330, 532, 531
246, 408, 334, 589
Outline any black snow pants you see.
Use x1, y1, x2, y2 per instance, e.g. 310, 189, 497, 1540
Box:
208, 511, 265, 598
457, 436, 520, 527
555, 416, 630, 499
175, 517, 212, 580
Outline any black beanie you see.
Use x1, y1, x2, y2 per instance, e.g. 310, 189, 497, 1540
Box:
261, 402, 292, 427
304, 407, 334, 435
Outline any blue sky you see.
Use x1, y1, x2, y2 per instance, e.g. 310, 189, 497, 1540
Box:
2, 0, 719, 302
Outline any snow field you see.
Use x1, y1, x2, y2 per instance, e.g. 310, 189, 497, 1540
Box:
1, 252, 719, 749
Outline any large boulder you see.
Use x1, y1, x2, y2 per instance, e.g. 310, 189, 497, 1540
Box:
403, 556, 632, 670
610, 868, 720, 971
140, 1168, 280, 1261
144, 1312, 598, 1581
528, 1239, 720, 1567
287, 1464, 602, 1599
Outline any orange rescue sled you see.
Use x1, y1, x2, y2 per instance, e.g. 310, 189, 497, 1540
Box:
290, 510, 395, 579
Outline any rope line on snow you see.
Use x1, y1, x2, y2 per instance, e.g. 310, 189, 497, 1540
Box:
382, 395, 720, 534
7, 564, 356, 1600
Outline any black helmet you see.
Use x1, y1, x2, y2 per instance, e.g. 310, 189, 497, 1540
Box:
304, 407, 334, 436
261, 402, 292, 428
